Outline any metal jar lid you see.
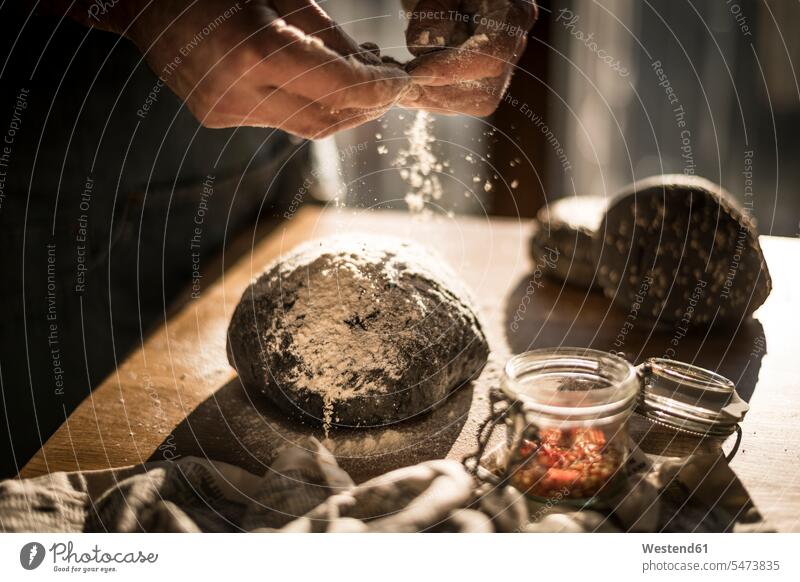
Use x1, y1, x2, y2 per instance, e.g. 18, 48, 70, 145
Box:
634, 358, 749, 437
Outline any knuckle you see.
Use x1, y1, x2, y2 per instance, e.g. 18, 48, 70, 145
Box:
254, 20, 286, 55
238, 37, 275, 68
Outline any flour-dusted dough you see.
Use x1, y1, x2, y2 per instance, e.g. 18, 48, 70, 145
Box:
227, 235, 489, 428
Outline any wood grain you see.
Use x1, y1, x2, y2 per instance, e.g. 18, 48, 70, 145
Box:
19, 207, 800, 531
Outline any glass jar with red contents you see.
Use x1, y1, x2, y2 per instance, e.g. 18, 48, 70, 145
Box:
468, 348, 748, 506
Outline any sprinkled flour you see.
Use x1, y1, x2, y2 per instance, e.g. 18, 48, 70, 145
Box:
394, 111, 444, 216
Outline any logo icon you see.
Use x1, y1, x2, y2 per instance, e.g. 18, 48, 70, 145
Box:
20, 542, 46, 570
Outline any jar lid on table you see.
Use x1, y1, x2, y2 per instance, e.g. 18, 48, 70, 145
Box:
635, 358, 749, 437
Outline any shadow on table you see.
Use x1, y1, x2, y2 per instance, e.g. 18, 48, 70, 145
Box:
504, 274, 766, 403
150, 376, 474, 482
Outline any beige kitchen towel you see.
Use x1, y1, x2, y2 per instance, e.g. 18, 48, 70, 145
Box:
0, 439, 768, 533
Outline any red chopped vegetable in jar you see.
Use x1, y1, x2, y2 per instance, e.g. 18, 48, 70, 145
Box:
510, 427, 623, 500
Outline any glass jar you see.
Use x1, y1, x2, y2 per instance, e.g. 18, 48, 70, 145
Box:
472, 347, 749, 506
502, 348, 638, 503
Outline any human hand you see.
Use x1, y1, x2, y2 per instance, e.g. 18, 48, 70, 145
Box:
104, 0, 411, 137
401, 0, 537, 116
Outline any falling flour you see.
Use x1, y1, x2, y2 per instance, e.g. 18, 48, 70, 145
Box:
394, 111, 444, 216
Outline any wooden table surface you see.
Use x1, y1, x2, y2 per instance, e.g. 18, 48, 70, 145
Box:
20, 206, 800, 531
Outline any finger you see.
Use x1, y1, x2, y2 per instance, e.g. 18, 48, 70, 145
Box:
407, 30, 526, 86
252, 20, 411, 109
400, 79, 505, 116
198, 85, 390, 138
405, 0, 461, 56
272, 0, 381, 64
360, 42, 382, 60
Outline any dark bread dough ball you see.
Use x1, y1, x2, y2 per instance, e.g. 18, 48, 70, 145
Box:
531, 196, 607, 289
597, 175, 771, 327
227, 235, 489, 428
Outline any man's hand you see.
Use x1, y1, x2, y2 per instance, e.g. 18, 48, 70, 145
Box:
401, 0, 537, 116
87, 0, 411, 138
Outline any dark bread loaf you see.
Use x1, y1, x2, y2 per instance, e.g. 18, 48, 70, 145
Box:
531, 196, 607, 288
596, 175, 771, 327
227, 235, 489, 429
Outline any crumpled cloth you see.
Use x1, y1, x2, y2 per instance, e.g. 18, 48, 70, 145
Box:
0, 439, 769, 533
